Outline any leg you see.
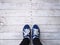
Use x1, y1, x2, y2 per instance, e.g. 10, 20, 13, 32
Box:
20, 24, 31, 45
32, 24, 42, 45
20, 38, 30, 45
33, 38, 42, 45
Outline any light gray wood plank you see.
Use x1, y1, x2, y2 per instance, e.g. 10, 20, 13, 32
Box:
32, 17, 60, 24
0, 3, 31, 10
0, 10, 31, 16
39, 25, 60, 29
41, 33, 60, 40
0, 0, 30, 3
0, 32, 60, 40
42, 40, 60, 45
0, 16, 32, 25
32, 0, 60, 4
0, 40, 60, 45
0, 32, 23, 39
32, 10, 60, 16
32, 1, 60, 9
40, 28, 60, 33
39, 25, 60, 32
0, 40, 22, 45
0, 24, 60, 33
0, 25, 32, 33
0, 25, 23, 32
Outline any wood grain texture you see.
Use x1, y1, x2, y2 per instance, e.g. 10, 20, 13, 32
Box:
0, 0, 60, 45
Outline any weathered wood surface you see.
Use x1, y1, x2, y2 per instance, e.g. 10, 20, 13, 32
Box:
0, 0, 60, 45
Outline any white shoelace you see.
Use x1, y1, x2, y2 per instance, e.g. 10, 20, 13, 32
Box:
24, 29, 30, 36
33, 29, 39, 35
33, 29, 39, 39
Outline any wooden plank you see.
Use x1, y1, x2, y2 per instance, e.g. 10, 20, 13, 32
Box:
0, 25, 23, 32
0, 0, 30, 3
32, 0, 60, 4
39, 24, 60, 29
32, 10, 60, 16
0, 16, 32, 25
0, 32, 60, 40
42, 40, 60, 45
0, 40, 22, 45
0, 32, 23, 39
0, 3, 31, 10
0, 25, 32, 33
40, 28, 60, 33
0, 10, 31, 16
32, 17, 60, 24
41, 33, 60, 40
0, 40, 60, 45
32, 0, 60, 9
0, 24, 60, 33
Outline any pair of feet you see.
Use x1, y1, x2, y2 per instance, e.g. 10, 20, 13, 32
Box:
23, 24, 40, 39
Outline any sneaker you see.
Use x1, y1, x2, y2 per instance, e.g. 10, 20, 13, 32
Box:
32, 24, 40, 39
23, 24, 31, 39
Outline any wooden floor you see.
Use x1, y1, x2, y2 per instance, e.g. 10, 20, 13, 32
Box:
0, 0, 60, 45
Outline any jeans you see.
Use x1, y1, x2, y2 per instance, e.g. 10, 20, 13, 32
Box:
20, 38, 42, 45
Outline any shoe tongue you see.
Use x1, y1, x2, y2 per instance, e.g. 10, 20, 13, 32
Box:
24, 29, 30, 36
34, 29, 39, 35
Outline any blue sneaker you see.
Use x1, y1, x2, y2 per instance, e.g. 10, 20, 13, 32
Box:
32, 24, 40, 39
23, 24, 31, 39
